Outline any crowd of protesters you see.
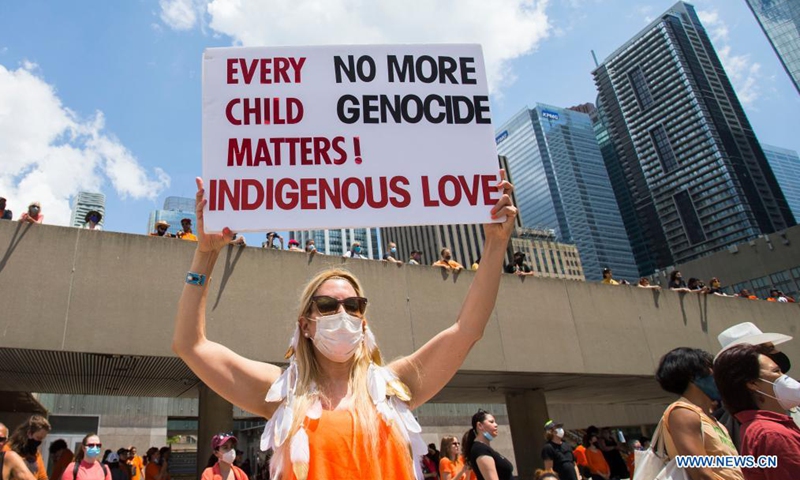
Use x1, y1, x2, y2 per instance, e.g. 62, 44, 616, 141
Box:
0, 415, 192, 480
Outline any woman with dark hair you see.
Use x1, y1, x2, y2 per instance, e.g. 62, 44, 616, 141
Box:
714, 344, 800, 479
61, 433, 111, 480
439, 436, 469, 480
49, 439, 74, 480
459, 431, 477, 480
464, 410, 513, 480
6, 415, 51, 480
655, 347, 743, 480
668, 271, 690, 291
201, 433, 247, 480
584, 433, 609, 480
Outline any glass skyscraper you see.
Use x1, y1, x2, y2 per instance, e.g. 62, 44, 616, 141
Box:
593, 2, 795, 273
762, 143, 800, 218
746, 0, 800, 94
70, 192, 106, 228
495, 104, 638, 282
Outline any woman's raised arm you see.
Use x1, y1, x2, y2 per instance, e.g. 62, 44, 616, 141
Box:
390, 171, 517, 408
173, 178, 282, 418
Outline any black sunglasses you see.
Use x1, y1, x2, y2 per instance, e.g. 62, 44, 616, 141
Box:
86, 443, 102, 448
0, 436, 6, 442
311, 296, 368, 316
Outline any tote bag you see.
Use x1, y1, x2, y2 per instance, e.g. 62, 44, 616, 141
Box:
634, 417, 691, 480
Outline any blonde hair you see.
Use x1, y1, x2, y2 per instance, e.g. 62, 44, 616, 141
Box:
271, 268, 410, 478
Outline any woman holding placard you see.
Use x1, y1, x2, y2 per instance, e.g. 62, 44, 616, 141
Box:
173, 171, 517, 480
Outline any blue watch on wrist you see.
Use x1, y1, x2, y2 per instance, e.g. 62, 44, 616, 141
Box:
185, 272, 207, 286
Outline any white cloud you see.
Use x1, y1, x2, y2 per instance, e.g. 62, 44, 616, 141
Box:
159, 0, 200, 30
0, 62, 170, 225
698, 9, 763, 107
161, 0, 550, 93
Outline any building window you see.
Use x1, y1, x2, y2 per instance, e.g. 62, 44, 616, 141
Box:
674, 190, 706, 245
628, 66, 654, 110
650, 125, 679, 173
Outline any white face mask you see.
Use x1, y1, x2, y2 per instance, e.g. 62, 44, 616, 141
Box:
311, 311, 364, 363
555, 428, 565, 439
758, 375, 800, 410
221, 449, 236, 464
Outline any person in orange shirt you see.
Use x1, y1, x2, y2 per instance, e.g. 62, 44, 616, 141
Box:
173, 174, 517, 480
127, 446, 143, 480
439, 437, 470, 480
573, 441, 589, 479
47, 440, 74, 480
177, 219, 198, 242
6, 415, 51, 480
144, 448, 168, 480
432, 248, 464, 272
585, 433, 610, 480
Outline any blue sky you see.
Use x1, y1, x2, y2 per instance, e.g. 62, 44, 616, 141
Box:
1, 0, 798, 244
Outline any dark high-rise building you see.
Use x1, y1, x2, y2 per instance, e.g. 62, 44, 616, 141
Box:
745, 0, 800, 94
593, 1, 795, 273
495, 104, 639, 282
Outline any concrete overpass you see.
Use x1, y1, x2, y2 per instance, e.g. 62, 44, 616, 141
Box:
1, 220, 798, 477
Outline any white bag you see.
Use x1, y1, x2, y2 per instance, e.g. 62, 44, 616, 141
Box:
633, 420, 690, 480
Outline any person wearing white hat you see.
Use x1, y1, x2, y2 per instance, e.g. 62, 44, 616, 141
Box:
717, 322, 792, 375
714, 322, 794, 450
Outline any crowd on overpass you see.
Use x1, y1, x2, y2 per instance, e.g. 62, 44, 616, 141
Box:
3, 194, 797, 302
602, 268, 796, 304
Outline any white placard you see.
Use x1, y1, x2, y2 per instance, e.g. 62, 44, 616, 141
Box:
202, 44, 501, 232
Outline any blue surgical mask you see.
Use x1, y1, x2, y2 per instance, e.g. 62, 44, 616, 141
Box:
90, 215, 99, 223
390, 247, 397, 254
86, 446, 102, 459
693, 374, 721, 402
353, 246, 362, 254
482, 432, 494, 442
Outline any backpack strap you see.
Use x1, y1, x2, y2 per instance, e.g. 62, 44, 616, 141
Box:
103, 464, 108, 477
74, 461, 80, 480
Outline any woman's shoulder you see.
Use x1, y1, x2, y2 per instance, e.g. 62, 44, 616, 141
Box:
470, 442, 494, 456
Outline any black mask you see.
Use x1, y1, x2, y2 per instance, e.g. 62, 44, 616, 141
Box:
25, 438, 42, 455
768, 351, 792, 374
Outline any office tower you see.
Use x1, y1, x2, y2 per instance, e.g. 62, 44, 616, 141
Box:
148, 196, 197, 235
289, 228, 383, 259
70, 192, 106, 228
593, 1, 795, 273
762, 143, 800, 218
745, 0, 800, 94
495, 104, 639, 282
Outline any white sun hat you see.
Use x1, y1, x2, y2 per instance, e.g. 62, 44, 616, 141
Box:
716, 322, 792, 359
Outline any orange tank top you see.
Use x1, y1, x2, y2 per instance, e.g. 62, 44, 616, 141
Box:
283, 409, 415, 480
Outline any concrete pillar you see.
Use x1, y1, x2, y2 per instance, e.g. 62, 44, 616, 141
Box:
505, 389, 549, 480
197, 383, 234, 478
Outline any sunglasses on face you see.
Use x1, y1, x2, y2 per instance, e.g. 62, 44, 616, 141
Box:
0, 437, 6, 442
86, 443, 102, 448
311, 296, 368, 316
